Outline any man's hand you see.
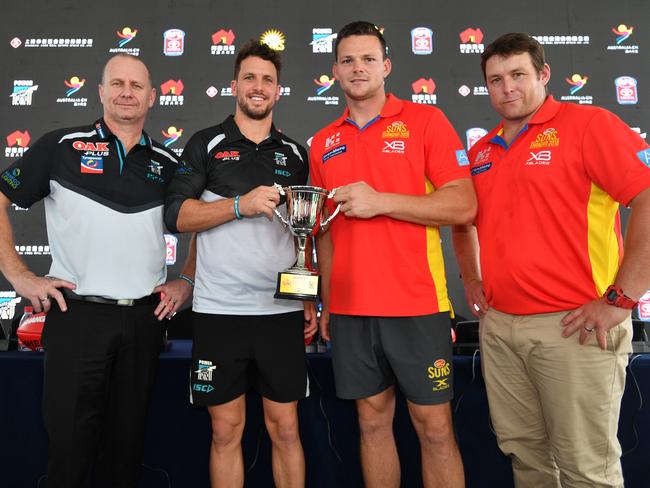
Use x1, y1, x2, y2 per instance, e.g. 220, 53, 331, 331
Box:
464, 278, 488, 318
12, 271, 76, 313
333, 181, 385, 219
153, 278, 193, 321
238, 185, 281, 220
561, 298, 631, 350
303, 301, 318, 340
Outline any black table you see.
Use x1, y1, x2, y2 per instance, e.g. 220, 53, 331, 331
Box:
1, 341, 649, 487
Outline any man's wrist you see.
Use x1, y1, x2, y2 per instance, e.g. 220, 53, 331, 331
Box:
603, 284, 637, 309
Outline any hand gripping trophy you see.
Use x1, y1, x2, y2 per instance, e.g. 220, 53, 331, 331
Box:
273, 184, 340, 300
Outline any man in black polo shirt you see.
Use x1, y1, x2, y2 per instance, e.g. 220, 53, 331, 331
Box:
0, 54, 193, 487
164, 40, 316, 487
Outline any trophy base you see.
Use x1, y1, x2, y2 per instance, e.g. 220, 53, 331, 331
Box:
274, 270, 321, 301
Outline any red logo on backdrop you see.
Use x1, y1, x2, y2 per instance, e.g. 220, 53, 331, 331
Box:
638, 290, 650, 320
6, 130, 30, 147
212, 29, 235, 45
164, 234, 178, 265
72, 141, 109, 152
160, 80, 184, 95
411, 78, 436, 94
460, 28, 484, 44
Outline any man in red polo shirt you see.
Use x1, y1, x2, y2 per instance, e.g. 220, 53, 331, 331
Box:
310, 21, 475, 488
453, 32, 650, 487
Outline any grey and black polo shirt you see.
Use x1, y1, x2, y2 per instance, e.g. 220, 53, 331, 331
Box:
0, 118, 178, 299
164, 115, 309, 315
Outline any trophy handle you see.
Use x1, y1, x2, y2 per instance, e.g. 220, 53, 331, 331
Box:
272, 183, 289, 227
321, 187, 342, 228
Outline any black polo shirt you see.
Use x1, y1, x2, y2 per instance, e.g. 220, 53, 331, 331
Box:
164, 115, 309, 315
0, 118, 178, 298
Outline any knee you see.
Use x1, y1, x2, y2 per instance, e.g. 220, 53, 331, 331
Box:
357, 408, 393, 440
210, 417, 244, 451
417, 420, 457, 451
265, 414, 300, 449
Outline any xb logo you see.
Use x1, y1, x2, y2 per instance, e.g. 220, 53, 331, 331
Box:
526, 150, 552, 165
383, 140, 405, 153
433, 378, 449, 391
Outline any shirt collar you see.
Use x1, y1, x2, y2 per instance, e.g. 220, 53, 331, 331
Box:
94, 118, 151, 148
222, 114, 281, 144
334, 93, 404, 128
486, 96, 560, 149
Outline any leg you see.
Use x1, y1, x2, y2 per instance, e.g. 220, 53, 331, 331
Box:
189, 313, 251, 487
42, 301, 118, 488
262, 398, 305, 488
356, 387, 400, 488
408, 401, 464, 488
94, 304, 163, 488
208, 395, 246, 488
527, 314, 631, 488
480, 309, 561, 488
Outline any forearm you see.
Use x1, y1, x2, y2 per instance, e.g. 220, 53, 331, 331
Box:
375, 178, 476, 226
0, 196, 31, 284
451, 224, 482, 284
176, 198, 236, 233
180, 233, 197, 279
614, 188, 650, 300
382, 192, 475, 226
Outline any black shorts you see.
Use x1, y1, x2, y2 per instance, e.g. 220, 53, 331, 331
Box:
190, 311, 308, 406
329, 313, 454, 405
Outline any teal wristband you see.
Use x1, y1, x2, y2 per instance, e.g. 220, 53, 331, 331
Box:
233, 195, 243, 220
179, 274, 194, 287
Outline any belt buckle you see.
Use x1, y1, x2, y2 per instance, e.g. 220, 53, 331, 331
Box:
116, 299, 135, 306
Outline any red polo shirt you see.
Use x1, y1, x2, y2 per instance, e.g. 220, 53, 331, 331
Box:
310, 94, 470, 316
468, 96, 650, 314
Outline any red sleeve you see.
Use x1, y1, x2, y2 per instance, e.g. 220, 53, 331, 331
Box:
423, 108, 471, 189
582, 109, 650, 206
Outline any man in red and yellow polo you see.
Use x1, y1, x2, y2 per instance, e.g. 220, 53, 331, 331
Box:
453, 32, 650, 488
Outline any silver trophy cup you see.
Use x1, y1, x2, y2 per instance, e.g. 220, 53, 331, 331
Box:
273, 184, 340, 300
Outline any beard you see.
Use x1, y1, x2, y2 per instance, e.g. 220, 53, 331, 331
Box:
237, 94, 274, 121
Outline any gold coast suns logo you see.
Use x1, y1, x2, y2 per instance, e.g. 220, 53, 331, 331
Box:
530, 127, 560, 148
382, 121, 410, 139
427, 358, 451, 391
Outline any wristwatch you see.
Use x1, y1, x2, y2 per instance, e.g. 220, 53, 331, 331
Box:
603, 285, 637, 309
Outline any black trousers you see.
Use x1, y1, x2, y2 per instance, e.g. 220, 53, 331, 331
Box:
41, 299, 163, 488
